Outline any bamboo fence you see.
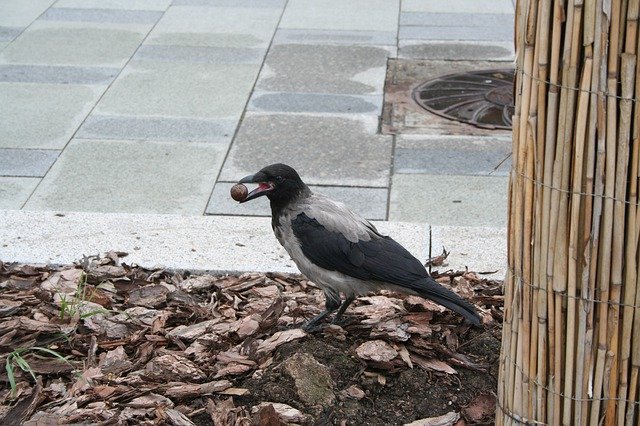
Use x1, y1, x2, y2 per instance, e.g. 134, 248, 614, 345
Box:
497, 0, 640, 424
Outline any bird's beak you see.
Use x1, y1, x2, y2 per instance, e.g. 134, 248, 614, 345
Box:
238, 173, 275, 203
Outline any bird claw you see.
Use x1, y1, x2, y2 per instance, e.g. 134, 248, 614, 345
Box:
301, 320, 328, 333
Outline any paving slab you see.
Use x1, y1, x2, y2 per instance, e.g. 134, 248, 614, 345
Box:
147, 6, 281, 48
219, 113, 392, 187
394, 135, 511, 176
95, 62, 260, 119
389, 174, 508, 227
249, 92, 381, 115
430, 225, 507, 278
0, 178, 40, 209
0, 21, 148, 66
257, 44, 390, 95
0, 64, 118, 84
54, 0, 172, 11
402, 0, 513, 14
398, 41, 514, 61
400, 12, 514, 27
40, 7, 162, 24
0, 26, 22, 42
280, 0, 399, 32
207, 182, 388, 220
0, 148, 59, 177
0, 83, 101, 149
399, 25, 513, 42
25, 139, 225, 214
273, 29, 396, 46
0, 0, 55, 26
77, 115, 237, 143
134, 45, 265, 64
0, 211, 433, 274
173, 0, 286, 7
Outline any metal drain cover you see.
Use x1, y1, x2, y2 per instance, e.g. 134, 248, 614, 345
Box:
412, 69, 515, 130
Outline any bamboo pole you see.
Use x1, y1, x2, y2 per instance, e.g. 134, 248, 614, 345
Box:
500, 0, 640, 423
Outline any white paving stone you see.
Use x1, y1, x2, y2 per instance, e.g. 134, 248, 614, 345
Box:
280, 0, 399, 32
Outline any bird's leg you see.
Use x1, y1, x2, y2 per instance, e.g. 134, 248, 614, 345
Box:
302, 289, 341, 332
333, 295, 355, 324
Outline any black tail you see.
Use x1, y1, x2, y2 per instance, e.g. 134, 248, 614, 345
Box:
412, 277, 482, 326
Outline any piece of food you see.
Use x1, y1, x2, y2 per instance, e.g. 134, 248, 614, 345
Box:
230, 183, 248, 201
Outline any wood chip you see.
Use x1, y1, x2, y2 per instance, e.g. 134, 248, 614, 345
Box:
256, 329, 307, 356
404, 411, 460, 425
356, 340, 398, 362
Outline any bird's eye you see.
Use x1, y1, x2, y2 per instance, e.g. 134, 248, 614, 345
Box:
275, 175, 284, 183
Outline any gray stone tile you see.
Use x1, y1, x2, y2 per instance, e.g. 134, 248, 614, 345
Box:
399, 25, 513, 42
0, 26, 22, 42
400, 12, 513, 27
173, 0, 286, 7
0, 0, 55, 26
402, 0, 513, 14
207, 182, 387, 220
0, 83, 101, 149
249, 92, 381, 114
134, 45, 264, 64
148, 6, 281, 48
0, 22, 147, 66
25, 139, 225, 214
219, 113, 391, 187
0, 64, 118, 84
54, 0, 171, 10
0, 149, 59, 177
258, 44, 389, 95
398, 41, 514, 61
0, 177, 40, 209
77, 115, 237, 143
147, 33, 266, 48
40, 8, 163, 24
96, 62, 260, 119
273, 28, 396, 46
281, 0, 399, 32
389, 174, 508, 227
394, 135, 511, 176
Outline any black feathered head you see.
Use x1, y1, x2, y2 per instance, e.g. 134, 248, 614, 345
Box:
238, 164, 309, 209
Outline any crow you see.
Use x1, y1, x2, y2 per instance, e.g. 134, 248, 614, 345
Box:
238, 163, 481, 330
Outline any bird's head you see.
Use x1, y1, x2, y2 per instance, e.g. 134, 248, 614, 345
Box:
238, 163, 308, 206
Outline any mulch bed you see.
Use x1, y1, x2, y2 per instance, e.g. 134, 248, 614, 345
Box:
0, 253, 503, 425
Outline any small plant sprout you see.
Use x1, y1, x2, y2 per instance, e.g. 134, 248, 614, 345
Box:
5, 347, 75, 398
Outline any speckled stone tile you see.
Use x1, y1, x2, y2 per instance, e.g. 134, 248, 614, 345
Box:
0, 83, 102, 149
95, 61, 260, 119
0, 148, 59, 177
257, 44, 390, 95
280, 0, 399, 32
389, 174, 508, 226
0, 177, 40, 209
25, 139, 226, 214
219, 113, 392, 187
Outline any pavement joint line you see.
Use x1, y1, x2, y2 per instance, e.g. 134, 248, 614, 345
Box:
205, 0, 290, 214
18, 4, 170, 210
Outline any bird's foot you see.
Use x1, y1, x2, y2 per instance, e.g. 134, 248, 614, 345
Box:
331, 316, 355, 328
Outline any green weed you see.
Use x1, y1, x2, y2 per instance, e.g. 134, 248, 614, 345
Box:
5, 347, 74, 398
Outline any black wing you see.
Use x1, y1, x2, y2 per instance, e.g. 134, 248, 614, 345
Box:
291, 212, 428, 285
291, 212, 482, 325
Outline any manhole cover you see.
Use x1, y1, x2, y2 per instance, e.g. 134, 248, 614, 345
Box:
412, 69, 515, 130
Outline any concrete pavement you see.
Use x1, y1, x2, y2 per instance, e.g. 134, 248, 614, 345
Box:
0, 0, 514, 275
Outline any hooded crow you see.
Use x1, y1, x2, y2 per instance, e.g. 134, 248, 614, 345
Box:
238, 163, 482, 329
